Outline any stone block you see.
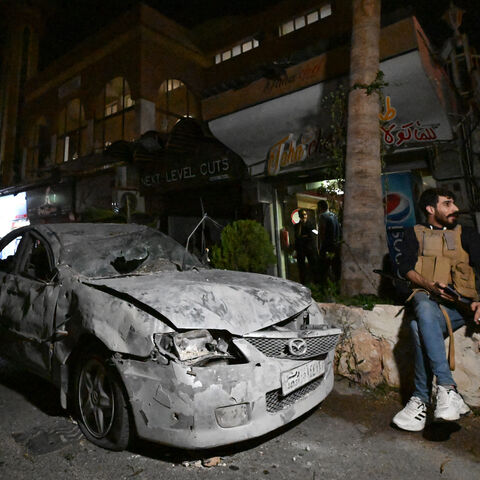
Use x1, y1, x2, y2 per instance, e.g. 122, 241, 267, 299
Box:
319, 302, 480, 406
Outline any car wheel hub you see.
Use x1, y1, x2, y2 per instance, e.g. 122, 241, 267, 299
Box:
78, 358, 115, 438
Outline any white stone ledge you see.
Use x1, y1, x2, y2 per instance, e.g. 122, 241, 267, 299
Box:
318, 302, 480, 407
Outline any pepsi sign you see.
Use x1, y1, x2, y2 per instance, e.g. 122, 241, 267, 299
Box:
382, 172, 416, 228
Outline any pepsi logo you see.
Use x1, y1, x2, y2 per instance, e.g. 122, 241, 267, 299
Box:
385, 192, 412, 224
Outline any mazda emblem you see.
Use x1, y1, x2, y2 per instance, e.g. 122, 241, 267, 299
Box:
288, 338, 307, 356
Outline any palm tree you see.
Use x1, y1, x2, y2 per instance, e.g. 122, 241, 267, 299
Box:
341, 0, 386, 296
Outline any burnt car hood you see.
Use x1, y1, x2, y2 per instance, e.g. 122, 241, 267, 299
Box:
84, 269, 311, 335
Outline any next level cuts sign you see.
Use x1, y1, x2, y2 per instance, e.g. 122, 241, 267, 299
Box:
140, 154, 246, 191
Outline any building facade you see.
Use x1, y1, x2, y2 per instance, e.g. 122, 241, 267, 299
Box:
1, 0, 479, 280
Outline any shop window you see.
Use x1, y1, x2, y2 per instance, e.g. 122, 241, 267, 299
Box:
56, 98, 87, 163
25, 117, 50, 178
278, 3, 332, 37
214, 37, 260, 64
94, 77, 135, 150
157, 79, 201, 133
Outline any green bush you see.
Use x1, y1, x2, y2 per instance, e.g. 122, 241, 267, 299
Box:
309, 279, 396, 309
211, 220, 276, 273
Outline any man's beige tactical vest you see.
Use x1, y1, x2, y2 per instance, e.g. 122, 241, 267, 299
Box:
414, 224, 478, 300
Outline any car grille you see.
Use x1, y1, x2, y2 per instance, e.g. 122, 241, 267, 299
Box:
266, 377, 323, 413
245, 333, 339, 359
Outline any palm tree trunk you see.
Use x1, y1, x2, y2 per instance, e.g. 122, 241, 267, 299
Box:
341, 0, 386, 296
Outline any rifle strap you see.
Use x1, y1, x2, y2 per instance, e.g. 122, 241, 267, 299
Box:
439, 304, 455, 371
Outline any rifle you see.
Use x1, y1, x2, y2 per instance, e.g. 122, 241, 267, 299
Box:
373, 269, 473, 307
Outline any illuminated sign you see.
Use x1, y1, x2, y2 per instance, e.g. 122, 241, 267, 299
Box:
141, 155, 246, 191
267, 127, 323, 176
379, 96, 438, 147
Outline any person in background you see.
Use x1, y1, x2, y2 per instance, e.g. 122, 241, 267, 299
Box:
294, 209, 318, 284
392, 187, 480, 432
317, 199, 341, 283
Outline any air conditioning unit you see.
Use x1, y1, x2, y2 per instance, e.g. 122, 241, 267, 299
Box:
113, 189, 145, 213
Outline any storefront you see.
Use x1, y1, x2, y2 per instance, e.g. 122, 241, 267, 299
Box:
138, 144, 248, 254
206, 29, 464, 281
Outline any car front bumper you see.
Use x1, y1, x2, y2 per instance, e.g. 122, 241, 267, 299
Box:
114, 338, 336, 449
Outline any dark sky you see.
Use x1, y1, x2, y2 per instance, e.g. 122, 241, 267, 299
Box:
40, 0, 480, 69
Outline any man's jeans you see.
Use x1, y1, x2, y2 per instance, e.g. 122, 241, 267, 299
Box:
410, 292, 466, 403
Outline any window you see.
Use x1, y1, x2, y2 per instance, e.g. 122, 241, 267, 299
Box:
279, 3, 332, 37
157, 79, 201, 133
214, 38, 260, 64
56, 98, 87, 163
94, 77, 136, 151
21, 237, 53, 282
0, 236, 23, 271
25, 117, 50, 178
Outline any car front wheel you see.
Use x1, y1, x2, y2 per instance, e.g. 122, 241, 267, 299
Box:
74, 349, 131, 451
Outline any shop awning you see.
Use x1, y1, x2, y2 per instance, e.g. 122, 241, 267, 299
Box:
208, 23, 458, 178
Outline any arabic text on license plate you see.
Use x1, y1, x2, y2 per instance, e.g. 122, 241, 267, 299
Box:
281, 360, 325, 396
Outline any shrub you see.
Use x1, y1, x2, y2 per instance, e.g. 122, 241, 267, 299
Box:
211, 220, 276, 273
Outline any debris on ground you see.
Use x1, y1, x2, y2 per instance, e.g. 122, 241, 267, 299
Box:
202, 456, 222, 467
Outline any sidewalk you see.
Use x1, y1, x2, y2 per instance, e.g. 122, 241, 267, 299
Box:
325, 375, 480, 462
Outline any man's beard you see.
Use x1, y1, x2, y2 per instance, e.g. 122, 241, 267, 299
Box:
437, 213, 458, 228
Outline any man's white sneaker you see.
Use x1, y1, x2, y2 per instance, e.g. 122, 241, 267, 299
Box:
434, 385, 471, 421
392, 396, 427, 431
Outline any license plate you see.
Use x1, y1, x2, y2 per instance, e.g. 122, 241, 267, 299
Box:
281, 360, 325, 396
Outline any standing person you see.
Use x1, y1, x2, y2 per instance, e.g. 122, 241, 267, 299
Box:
294, 209, 318, 284
317, 200, 341, 283
392, 188, 480, 432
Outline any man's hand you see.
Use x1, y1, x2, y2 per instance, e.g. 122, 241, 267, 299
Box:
471, 302, 480, 325
433, 282, 458, 303
405, 271, 457, 301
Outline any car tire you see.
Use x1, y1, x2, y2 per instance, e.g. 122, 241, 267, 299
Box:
73, 348, 131, 451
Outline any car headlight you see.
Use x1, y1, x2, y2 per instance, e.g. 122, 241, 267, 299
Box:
153, 329, 243, 366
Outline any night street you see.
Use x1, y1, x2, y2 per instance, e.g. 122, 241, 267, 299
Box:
1, 356, 479, 480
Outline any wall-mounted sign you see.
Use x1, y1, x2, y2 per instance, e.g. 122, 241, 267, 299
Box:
379, 96, 439, 148
210, 49, 454, 176
291, 208, 301, 225
382, 172, 417, 228
0, 193, 29, 240
27, 183, 74, 222
140, 153, 246, 192
267, 127, 325, 176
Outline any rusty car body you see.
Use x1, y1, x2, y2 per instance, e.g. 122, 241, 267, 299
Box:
0, 223, 341, 450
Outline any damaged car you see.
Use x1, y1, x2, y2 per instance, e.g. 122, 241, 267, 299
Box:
0, 223, 341, 451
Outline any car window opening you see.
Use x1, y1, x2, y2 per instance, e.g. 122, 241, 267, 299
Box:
111, 252, 149, 274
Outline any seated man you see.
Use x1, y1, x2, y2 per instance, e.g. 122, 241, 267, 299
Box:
393, 188, 480, 431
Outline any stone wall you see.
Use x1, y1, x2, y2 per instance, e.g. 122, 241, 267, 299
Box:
318, 303, 480, 407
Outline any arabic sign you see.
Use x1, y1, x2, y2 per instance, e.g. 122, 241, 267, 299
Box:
264, 92, 442, 176
209, 50, 454, 176
379, 96, 438, 147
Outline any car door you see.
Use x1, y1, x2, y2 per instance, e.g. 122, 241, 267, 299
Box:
0, 231, 29, 361
0, 229, 60, 377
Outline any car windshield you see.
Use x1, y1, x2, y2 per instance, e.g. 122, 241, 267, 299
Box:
56, 224, 202, 278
